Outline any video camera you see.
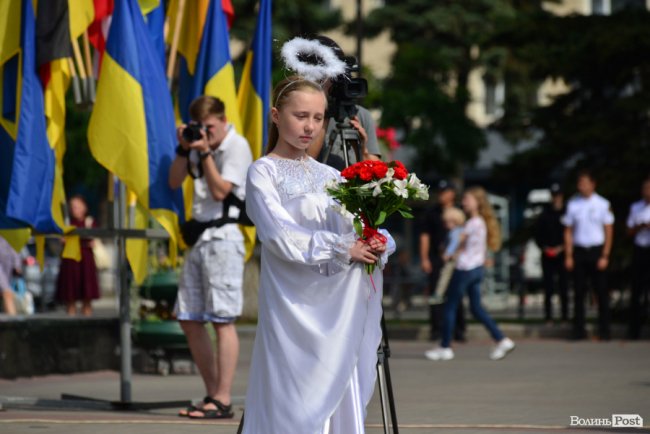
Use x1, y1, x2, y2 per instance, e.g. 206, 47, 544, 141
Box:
181, 123, 207, 143
326, 56, 368, 123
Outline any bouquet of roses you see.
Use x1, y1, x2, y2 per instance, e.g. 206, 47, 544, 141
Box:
326, 160, 429, 273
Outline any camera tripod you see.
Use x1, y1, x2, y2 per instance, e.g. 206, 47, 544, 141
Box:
377, 311, 400, 434
322, 118, 363, 170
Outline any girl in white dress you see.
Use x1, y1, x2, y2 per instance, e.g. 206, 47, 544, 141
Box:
240, 76, 395, 434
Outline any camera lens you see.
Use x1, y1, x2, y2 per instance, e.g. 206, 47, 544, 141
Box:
182, 124, 203, 142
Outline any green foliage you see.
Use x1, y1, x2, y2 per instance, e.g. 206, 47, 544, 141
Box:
493, 10, 650, 190
230, 0, 342, 66
363, 0, 516, 177
62, 96, 107, 196
493, 8, 650, 262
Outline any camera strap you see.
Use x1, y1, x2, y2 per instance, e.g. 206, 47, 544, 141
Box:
186, 152, 204, 179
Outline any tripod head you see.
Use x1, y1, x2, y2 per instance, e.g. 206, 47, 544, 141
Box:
321, 117, 362, 170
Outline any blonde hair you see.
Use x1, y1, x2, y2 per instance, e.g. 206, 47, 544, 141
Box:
465, 186, 501, 251
442, 207, 466, 227
266, 76, 326, 154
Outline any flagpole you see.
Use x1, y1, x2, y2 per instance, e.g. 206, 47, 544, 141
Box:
82, 32, 96, 102
71, 38, 88, 102
67, 57, 83, 104
166, 0, 186, 89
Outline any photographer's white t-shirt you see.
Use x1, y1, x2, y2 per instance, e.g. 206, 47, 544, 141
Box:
190, 124, 252, 243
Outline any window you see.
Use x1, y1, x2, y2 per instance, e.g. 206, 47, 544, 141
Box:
484, 76, 505, 117
591, 0, 611, 14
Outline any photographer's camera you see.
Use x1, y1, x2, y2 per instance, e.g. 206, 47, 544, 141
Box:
327, 56, 368, 123
182, 123, 206, 143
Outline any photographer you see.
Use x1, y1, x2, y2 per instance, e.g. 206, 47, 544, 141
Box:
168, 96, 252, 419
306, 36, 381, 169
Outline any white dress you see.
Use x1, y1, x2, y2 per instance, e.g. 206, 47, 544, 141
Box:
241, 156, 395, 434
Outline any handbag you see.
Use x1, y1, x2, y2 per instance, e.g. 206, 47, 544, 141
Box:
92, 238, 111, 269
11, 277, 34, 315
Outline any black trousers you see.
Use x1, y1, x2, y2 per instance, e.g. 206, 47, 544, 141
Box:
541, 254, 568, 321
628, 245, 650, 339
573, 246, 610, 339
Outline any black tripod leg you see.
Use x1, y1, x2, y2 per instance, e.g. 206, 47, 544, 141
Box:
381, 313, 400, 434
376, 357, 391, 434
236, 411, 244, 434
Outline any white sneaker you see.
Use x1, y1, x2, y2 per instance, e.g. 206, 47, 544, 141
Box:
490, 338, 515, 360
424, 347, 454, 361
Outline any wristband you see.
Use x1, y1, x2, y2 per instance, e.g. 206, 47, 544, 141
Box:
199, 150, 212, 160
175, 144, 190, 157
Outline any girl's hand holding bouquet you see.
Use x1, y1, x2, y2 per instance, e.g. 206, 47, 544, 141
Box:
327, 160, 429, 273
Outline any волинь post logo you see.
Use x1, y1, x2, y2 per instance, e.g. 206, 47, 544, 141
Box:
569, 414, 644, 428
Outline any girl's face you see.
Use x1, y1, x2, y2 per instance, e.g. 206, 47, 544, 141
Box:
271, 89, 326, 154
462, 192, 478, 214
69, 198, 87, 220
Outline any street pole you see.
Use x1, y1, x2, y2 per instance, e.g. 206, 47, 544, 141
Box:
356, 0, 363, 68
117, 181, 132, 403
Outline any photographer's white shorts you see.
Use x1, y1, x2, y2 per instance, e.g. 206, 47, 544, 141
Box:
174, 237, 245, 323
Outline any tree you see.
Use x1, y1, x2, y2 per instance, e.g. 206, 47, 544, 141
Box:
363, 0, 516, 178
494, 10, 650, 198
231, 0, 342, 69
492, 8, 650, 262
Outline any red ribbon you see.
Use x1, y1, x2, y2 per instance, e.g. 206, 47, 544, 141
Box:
363, 226, 388, 244
360, 214, 387, 244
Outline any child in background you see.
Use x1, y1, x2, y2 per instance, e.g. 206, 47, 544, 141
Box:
434, 207, 466, 299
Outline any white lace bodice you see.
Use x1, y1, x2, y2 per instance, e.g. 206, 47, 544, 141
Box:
269, 156, 338, 203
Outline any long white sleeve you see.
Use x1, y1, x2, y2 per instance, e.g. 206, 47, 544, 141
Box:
246, 160, 356, 266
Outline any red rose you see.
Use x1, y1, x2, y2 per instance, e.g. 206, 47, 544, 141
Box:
393, 167, 408, 180
341, 166, 357, 180
371, 162, 388, 179
359, 167, 373, 181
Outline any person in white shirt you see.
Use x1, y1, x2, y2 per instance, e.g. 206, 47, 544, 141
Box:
425, 187, 515, 361
169, 96, 253, 419
626, 176, 650, 339
563, 170, 614, 340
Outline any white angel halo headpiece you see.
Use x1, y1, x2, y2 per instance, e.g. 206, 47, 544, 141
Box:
280, 37, 347, 83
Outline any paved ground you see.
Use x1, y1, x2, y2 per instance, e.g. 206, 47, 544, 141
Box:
1, 334, 649, 434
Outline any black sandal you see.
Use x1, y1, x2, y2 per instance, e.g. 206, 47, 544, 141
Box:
187, 397, 234, 419
178, 396, 210, 417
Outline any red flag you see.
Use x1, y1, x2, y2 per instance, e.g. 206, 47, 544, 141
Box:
88, 0, 115, 70
222, 0, 235, 28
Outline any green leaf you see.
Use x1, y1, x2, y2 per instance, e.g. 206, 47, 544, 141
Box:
374, 211, 387, 226
399, 209, 414, 219
353, 218, 363, 238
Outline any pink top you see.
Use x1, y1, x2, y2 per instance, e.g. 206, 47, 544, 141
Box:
456, 216, 486, 271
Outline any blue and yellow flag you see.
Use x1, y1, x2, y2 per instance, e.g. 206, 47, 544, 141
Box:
0, 0, 60, 235
176, 0, 242, 131
236, 0, 271, 260
145, 1, 166, 69
237, 0, 271, 161
88, 0, 184, 282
